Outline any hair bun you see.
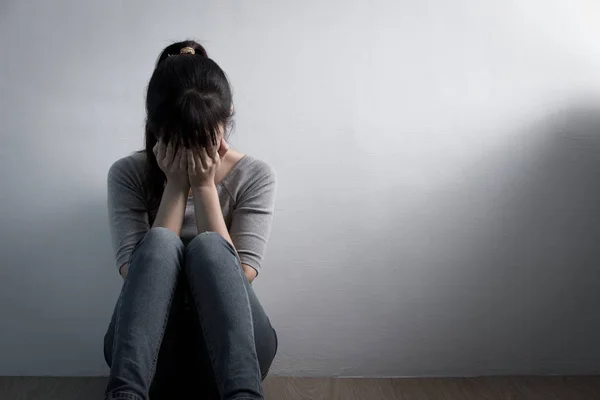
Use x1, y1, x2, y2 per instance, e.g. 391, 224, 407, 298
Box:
180, 47, 195, 55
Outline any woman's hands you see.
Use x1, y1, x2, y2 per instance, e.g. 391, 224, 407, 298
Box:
154, 137, 229, 189
187, 147, 220, 188
187, 138, 229, 188
151, 139, 190, 236
153, 139, 189, 189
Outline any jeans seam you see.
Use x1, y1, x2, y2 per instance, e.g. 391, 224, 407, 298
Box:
112, 231, 146, 359
185, 233, 232, 397
186, 276, 224, 397
145, 276, 178, 388
111, 276, 129, 365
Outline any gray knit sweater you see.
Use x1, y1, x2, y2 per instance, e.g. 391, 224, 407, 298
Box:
107, 151, 276, 275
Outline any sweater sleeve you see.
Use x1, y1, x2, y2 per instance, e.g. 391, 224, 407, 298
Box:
106, 156, 150, 271
229, 160, 276, 275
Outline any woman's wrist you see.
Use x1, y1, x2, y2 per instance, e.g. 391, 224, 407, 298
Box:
166, 179, 190, 194
153, 179, 189, 235
191, 183, 217, 197
191, 183, 231, 242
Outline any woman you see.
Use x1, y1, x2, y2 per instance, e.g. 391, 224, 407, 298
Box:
104, 40, 277, 400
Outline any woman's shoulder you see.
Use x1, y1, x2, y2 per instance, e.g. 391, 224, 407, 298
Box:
231, 153, 275, 184
107, 151, 147, 185
241, 154, 275, 179
222, 153, 276, 198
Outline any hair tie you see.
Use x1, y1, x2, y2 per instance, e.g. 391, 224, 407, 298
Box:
180, 47, 195, 55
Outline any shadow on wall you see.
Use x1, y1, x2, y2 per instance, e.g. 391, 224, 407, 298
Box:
264, 102, 600, 378
0, 196, 118, 375
382, 103, 600, 376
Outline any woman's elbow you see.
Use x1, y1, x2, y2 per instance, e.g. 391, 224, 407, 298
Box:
242, 264, 257, 283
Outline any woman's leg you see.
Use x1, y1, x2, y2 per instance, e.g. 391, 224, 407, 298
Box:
103, 227, 184, 400
181, 283, 277, 398
106, 277, 189, 400
147, 276, 188, 399
247, 284, 278, 380
184, 232, 277, 400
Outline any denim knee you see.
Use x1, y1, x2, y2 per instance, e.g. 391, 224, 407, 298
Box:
143, 226, 183, 245
186, 231, 227, 252
185, 232, 237, 265
130, 227, 185, 271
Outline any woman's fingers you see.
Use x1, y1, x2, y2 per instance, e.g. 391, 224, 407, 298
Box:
186, 147, 219, 187
208, 144, 219, 163
157, 140, 166, 162
196, 149, 206, 172
170, 145, 179, 171
165, 139, 175, 165
199, 147, 209, 170
187, 149, 195, 173
185, 146, 218, 173
173, 146, 183, 169
156, 139, 165, 162
180, 148, 188, 172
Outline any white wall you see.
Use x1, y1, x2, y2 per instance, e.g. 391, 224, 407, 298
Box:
2, 0, 600, 377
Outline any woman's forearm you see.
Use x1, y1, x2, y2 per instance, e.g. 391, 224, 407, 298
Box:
192, 185, 233, 246
152, 181, 190, 236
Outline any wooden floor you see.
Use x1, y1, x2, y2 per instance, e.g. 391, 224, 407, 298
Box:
1, 375, 599, 400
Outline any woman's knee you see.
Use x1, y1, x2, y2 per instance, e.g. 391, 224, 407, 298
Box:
185, 232, 235, 259
184, 232, 239, 275
130, 227, 185, 270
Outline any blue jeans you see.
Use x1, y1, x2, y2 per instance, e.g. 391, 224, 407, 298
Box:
103, 228, 278, 400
